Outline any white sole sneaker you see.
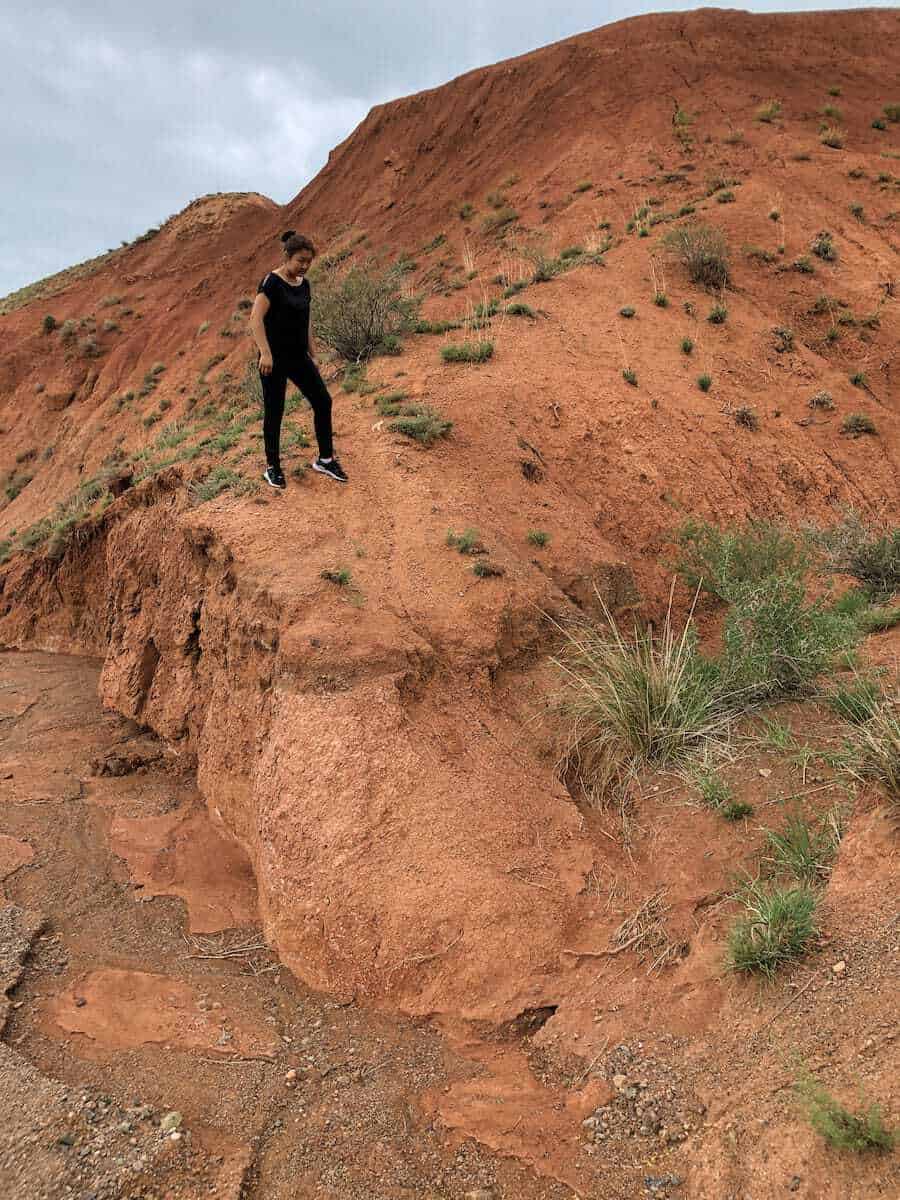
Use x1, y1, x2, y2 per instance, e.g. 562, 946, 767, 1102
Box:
312, 460, 348, 483
263, 469, 285, 489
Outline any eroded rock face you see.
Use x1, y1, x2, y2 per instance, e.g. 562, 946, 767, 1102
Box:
0, 481, 631, 1017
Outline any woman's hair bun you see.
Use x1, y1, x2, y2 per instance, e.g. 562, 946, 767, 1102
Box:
280, 229, 297, 243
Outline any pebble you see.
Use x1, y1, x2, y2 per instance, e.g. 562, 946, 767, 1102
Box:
159, 1112, 182, 1133
612, 1073, 628, 1090
832, 961, 847, 975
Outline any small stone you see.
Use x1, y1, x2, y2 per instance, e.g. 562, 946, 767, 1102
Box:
75, 997, 87, 1008
169, 1130, 182, 1142
285, 1069, 297, 1081
832, 961, 847, 975
612, 1073, 628, 1091
758, 768, 772, 778
159, 1112, 182, 1133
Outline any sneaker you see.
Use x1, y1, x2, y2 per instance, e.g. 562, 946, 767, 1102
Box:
263, 465, 286, 489
312, 456, 348, 483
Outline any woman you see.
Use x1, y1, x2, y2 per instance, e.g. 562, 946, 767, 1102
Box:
250, 230, 348, 489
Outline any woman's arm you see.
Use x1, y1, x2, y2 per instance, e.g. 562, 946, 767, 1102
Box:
250, 293, 272, 355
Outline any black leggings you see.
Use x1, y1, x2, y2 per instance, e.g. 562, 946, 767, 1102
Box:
259, 351, 333, 468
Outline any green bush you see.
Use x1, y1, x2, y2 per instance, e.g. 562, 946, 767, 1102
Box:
663, 223, 731, 289
826, 675, 884, 724
841, 413, 876, 437
441, 341, 493, 364
811, 231, 837, 261
550, 598, 730, 794
720, 574, 852, 702
681, 337, 694, 354
622, 368, 638, 386
727, 881, 818, 976
707, 304, 728, 324
446, 527, 482, 554
763, 811, 840, 884
795, 1073, 895, 1152
310, 257, 419, 361
506, 302, 535, 318
388, 405, 452, 445
698, 374, 712, 392
481, 206, 518, 234
669, 518, 810, 602
810, 511, 900, 599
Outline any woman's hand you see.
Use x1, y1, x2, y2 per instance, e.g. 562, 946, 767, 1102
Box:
258, 350, 273, 375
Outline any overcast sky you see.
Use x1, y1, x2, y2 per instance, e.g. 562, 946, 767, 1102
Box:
0, 1, 887, 297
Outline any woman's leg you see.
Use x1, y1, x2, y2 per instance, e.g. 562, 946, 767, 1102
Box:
259, 361, 287, 469
286, 354, 334, 460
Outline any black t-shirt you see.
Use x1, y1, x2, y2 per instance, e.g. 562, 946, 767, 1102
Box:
257, 271, 311, 359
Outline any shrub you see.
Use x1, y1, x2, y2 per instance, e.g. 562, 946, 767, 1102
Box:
884, 103, 900, 123
726, 881, 818, 975
619, 306, 636, 318
190, 467, 254, 503
697, 374, 712, 392
681, 336, 694, 354
692, 767, 733, 811
811, 231, 837, 261
550, 594, 731, 795
653, 293, 668, 307
733, 406, 758, 430
842, 687, 900, 805
849, 371, 867, 388
622, 368, 638, 386
320, 567, 351, 587
506, 302, 535, 318
388, 405, 453, 445
808, 390, 834, 410
663, 223, 730, 288
707, 304, 727, 324
793, 256, 815, 274
809, 510, 900, 598
669, 518, 810, 602
850, 203, 865, 221
716, 190, 735, 204
446, 527, 482, 554
473, 559, 504, 578
773, 326, 794, 352
795, 1074, 896, 1152
459, 202, 474, 220
574, 180, 593, 193
827, 675, 884, 725
763, 811, 840, 884
756, 99, 782, 123
441, 340, 493, 364
310, 257, 419, 361
481, 206, 518, 234
720, 574, 852, 702
527, 529, 550, 547
820, 126, 845, 149
42, 314, 58, 334
841, 413, 876, 437
502, 280, 528, 299
58, 319, 77, 344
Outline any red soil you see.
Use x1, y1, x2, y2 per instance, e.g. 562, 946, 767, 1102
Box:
1, 7, 899, 1196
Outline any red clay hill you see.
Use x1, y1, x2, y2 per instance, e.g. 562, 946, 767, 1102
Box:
0, 0, 898, 1029
2, 9, 899, 1196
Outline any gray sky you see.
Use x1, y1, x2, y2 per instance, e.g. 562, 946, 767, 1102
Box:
0, 1, 886, 297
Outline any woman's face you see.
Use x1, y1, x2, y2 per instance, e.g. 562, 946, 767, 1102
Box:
287, 250, 313, 276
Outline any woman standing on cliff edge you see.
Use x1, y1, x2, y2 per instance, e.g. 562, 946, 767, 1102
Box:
249, 230, 348, 489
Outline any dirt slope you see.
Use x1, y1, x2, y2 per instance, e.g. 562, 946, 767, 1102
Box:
0, 9, 899, 1193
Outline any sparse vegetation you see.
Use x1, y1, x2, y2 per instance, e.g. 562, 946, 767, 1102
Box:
320, 567, 351, 587
309, 257, 419, 361
773, 326, 794, 353
698, 374, 712, 392
190, 467, 256, 504
707, 304, 728, 324
622, 368, 638, 386
826, 674, 884, 725
763, 811, 840, 884
473, 559, 504, 578
527, 530, 550, 547
669, 518, 811, 602
726, 881, 818, 976
663, 223, 731, 289
756, 100, 782, 123
441, 340, 494, 364
811, 231, 837, 261
820, 125, 845, 149
795, 1073, 896, 1152
808, 390, 834, 410
840, 413, 876, 437
446, 527, 482, 555
809, 510, 900, 599
506, 302, 535, 318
